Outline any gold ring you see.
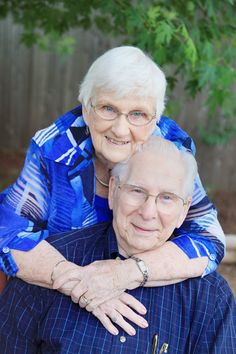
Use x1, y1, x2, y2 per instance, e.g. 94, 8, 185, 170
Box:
80, 295, 89, 304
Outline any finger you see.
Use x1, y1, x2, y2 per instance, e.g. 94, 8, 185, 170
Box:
85, 289, 123, 312
92, 309, 119, 336
110, 312, 136, 336
116, 302, 148, 329
78, 293, 93, 308
70, 283, 88, 304
120, 293, 147, 314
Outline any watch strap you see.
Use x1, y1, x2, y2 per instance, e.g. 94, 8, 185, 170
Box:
131, 256, 148, 286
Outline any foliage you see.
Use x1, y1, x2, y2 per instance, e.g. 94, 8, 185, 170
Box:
0, 0, 236, 144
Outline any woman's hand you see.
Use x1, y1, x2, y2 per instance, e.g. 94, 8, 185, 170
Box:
52, 259, 141, 309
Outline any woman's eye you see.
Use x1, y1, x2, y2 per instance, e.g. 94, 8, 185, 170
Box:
102, 105, 114, 112
130, 111, 144, 118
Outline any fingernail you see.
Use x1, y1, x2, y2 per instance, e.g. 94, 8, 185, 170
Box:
140, 306, 147, 314
141, 319, 148, 328
113, 329, 119, 335
130, 328, 136, 336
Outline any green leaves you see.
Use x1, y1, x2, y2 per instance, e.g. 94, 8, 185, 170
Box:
1, 0, 236, 144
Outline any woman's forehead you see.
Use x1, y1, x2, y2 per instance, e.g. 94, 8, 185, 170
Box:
94, 92, 156, 110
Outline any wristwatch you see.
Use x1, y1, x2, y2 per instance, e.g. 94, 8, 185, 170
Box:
131, 256, 148, 286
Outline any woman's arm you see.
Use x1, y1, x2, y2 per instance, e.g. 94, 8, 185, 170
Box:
0, 140, 51, 276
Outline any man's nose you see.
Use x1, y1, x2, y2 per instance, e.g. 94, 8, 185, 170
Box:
138, 196, 158, 220
111, 114, 130, 136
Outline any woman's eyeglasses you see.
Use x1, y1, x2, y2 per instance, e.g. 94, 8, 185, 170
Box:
91, 103, 156, 126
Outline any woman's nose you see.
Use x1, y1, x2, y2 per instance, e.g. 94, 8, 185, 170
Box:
111, 114, 130, 136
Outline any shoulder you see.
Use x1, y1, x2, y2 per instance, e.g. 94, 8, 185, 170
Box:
156, 115, 196, 154
47, 222, 112, 263
33, 106, 84, 146
30, 106, 93, 165
200, 271, 234, 298
184, 271, 235, 305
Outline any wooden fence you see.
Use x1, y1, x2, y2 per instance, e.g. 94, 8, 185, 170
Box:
0, 16, 119, 149
0, 16, 236, 190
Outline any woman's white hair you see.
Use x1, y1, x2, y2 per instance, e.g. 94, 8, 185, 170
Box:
112, 136, 198, 198
78, 46, 167, 121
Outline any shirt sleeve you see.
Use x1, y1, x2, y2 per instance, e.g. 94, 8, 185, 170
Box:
0, 140, 50, 276
194, 278, 236, 353
171, 174, 225, 276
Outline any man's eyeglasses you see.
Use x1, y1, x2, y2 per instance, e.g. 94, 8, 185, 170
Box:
117, 184, 187, 214
91, 103, 156, 126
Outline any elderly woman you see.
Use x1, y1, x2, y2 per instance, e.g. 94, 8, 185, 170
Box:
0, 46, 225, 333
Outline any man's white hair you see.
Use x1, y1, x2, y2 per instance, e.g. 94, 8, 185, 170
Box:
78, 46, 167, 121
112, 136, 198, 197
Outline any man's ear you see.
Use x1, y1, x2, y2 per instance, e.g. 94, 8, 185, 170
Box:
108, 176, 117, 210
176, 197, 192, 228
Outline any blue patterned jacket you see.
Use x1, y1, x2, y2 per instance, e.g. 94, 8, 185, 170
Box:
0, 106, 225, 275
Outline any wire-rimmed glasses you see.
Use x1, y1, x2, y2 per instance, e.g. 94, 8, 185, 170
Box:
117, 183, 187, 214
91, 103, 156, 126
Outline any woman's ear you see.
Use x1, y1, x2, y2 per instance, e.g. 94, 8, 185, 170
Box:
108, 176, 117, 210
82, 105, 88, 125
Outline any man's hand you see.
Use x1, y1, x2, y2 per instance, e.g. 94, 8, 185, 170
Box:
52, 259, 148, 335
91, 293, 148, 336
52, 259, 141, 309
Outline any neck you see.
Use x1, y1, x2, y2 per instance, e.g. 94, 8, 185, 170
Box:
94, 155, 111, 193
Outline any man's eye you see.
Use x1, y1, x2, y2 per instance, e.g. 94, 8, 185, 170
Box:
131, 187, 145, 195
160, 193, 175, 203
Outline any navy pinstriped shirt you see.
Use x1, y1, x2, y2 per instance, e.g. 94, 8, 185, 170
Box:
0, 222, 235, 354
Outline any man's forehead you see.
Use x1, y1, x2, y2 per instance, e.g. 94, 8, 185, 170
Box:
124, 150, 184, 188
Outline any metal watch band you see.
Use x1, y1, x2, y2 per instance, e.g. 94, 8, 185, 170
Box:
131, 256, 148, 286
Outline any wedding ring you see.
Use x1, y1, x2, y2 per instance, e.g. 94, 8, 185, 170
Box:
80, 295, 89, 305
111, 316, 118, 323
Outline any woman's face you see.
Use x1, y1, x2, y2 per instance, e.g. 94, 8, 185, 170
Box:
83, 92, 157, 167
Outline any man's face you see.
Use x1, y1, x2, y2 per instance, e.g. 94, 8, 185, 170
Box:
109, 151, 191, 257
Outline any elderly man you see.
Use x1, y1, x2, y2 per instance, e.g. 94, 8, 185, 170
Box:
0, 137, 235, 353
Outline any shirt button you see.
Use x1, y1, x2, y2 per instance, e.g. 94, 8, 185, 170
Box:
120, 336, 126, 343
116, 256, 121, 260
2, 247, 10, 253
209, 254, 216, 261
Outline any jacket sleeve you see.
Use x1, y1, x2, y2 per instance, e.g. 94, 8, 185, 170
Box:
0, 140, 51, 276
171, 173, 225, 276
156, 116, 226, 276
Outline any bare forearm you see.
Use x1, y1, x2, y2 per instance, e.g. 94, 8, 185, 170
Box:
124, 241, 208, 288
12, 241, 66, 287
